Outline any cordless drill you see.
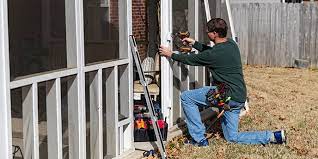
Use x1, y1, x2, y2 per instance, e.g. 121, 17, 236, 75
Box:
174, 31, 192, 53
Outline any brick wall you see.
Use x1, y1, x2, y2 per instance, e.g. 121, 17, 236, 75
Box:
109, 0, 119, 42
108, 0, 148, 61
110, 0, 119, 28
132, 0, 148, 61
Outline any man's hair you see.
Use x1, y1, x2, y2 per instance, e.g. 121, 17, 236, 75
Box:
207, 18, 228, 38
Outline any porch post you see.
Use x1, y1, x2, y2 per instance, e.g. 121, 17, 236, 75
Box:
225, 0, 237, 42
118, 0, 133, 153
160, 0, 173, 126
0, 0, 12, 158
65, 0, 86, 158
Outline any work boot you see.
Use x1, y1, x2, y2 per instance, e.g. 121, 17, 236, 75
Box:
184, 138, 209, 147
197, 138, 209, 147
270, 130, 287, 144
183, 138, 196, 145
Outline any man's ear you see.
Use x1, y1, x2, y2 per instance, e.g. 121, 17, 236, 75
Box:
213, 31, 219, 38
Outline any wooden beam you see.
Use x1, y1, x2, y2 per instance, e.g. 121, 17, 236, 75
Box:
22, 84, 39, 159
10, 68, 78, 89
89, 70, 103, 159
46, 79, 63, 159
105, 67, 118, 158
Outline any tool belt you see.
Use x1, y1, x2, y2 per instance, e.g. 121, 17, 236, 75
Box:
206, 82, 232, 113
206, 82, 244, 114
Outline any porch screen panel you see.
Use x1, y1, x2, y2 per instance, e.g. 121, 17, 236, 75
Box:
197, 0, 212, 86
172, 0, 192, 121
199, 0, 212, 45
8, 0, 67, 80
172, 0, 189, 51
83, 0, 120, 64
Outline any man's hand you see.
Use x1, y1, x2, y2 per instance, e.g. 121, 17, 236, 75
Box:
159, 45, 173, 58
182, 38, 195, 45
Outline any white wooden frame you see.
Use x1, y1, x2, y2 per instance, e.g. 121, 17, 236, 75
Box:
0, 0, 13, 158
160, 0, 173, 126
0, 0, 133, 158
225, 0, 237, 42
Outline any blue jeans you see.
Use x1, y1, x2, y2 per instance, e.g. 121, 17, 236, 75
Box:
180, 86, 272, 144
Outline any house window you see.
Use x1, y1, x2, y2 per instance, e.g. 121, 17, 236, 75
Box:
83, 0, 120, 64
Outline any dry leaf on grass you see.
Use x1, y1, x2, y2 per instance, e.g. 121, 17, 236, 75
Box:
308, 148, 318, 158
214, 132, 222, 140
278, 116, 286, 121
291, 143, 309, 156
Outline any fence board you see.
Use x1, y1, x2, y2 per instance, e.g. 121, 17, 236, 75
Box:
247, 4, 253, 64
267, 4, 272, 66
241, 4, 249, 64
255, 4, 261, 65
303, 4, 309, 65
315, 5, 318, 68
286, 4, 292, 66
281, 4, 287, 67
310, 4, 317, 68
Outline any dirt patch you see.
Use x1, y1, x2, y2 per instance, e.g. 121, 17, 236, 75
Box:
164, 66, 318, 159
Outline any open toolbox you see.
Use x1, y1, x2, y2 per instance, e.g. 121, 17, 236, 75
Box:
133, 102, 168, 142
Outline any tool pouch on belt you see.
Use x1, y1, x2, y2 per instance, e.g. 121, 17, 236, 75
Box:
206, 82, 231, 111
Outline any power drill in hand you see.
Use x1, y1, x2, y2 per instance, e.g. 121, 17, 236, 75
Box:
174, 31, 192, 53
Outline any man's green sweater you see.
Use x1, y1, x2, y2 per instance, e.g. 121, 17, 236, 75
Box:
171, 38, 247, 103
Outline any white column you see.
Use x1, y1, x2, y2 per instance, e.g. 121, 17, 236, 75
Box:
225, 0, 237, 42
160, 0, 173, 126
0, 0, 12, 157
204, 0, 211, 21
65, 0, 86, 158
119, 0, 133, 153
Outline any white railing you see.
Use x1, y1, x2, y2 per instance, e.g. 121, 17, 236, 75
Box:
0, 0, 133, 158
8, 59, 132, 159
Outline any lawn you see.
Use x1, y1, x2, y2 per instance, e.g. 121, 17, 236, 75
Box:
165, 66, 318, 159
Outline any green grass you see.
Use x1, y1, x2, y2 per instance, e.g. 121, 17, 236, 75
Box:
165, 66, 318, 159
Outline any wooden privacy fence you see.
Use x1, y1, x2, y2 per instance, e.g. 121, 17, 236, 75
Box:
219, 3, 318, 68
